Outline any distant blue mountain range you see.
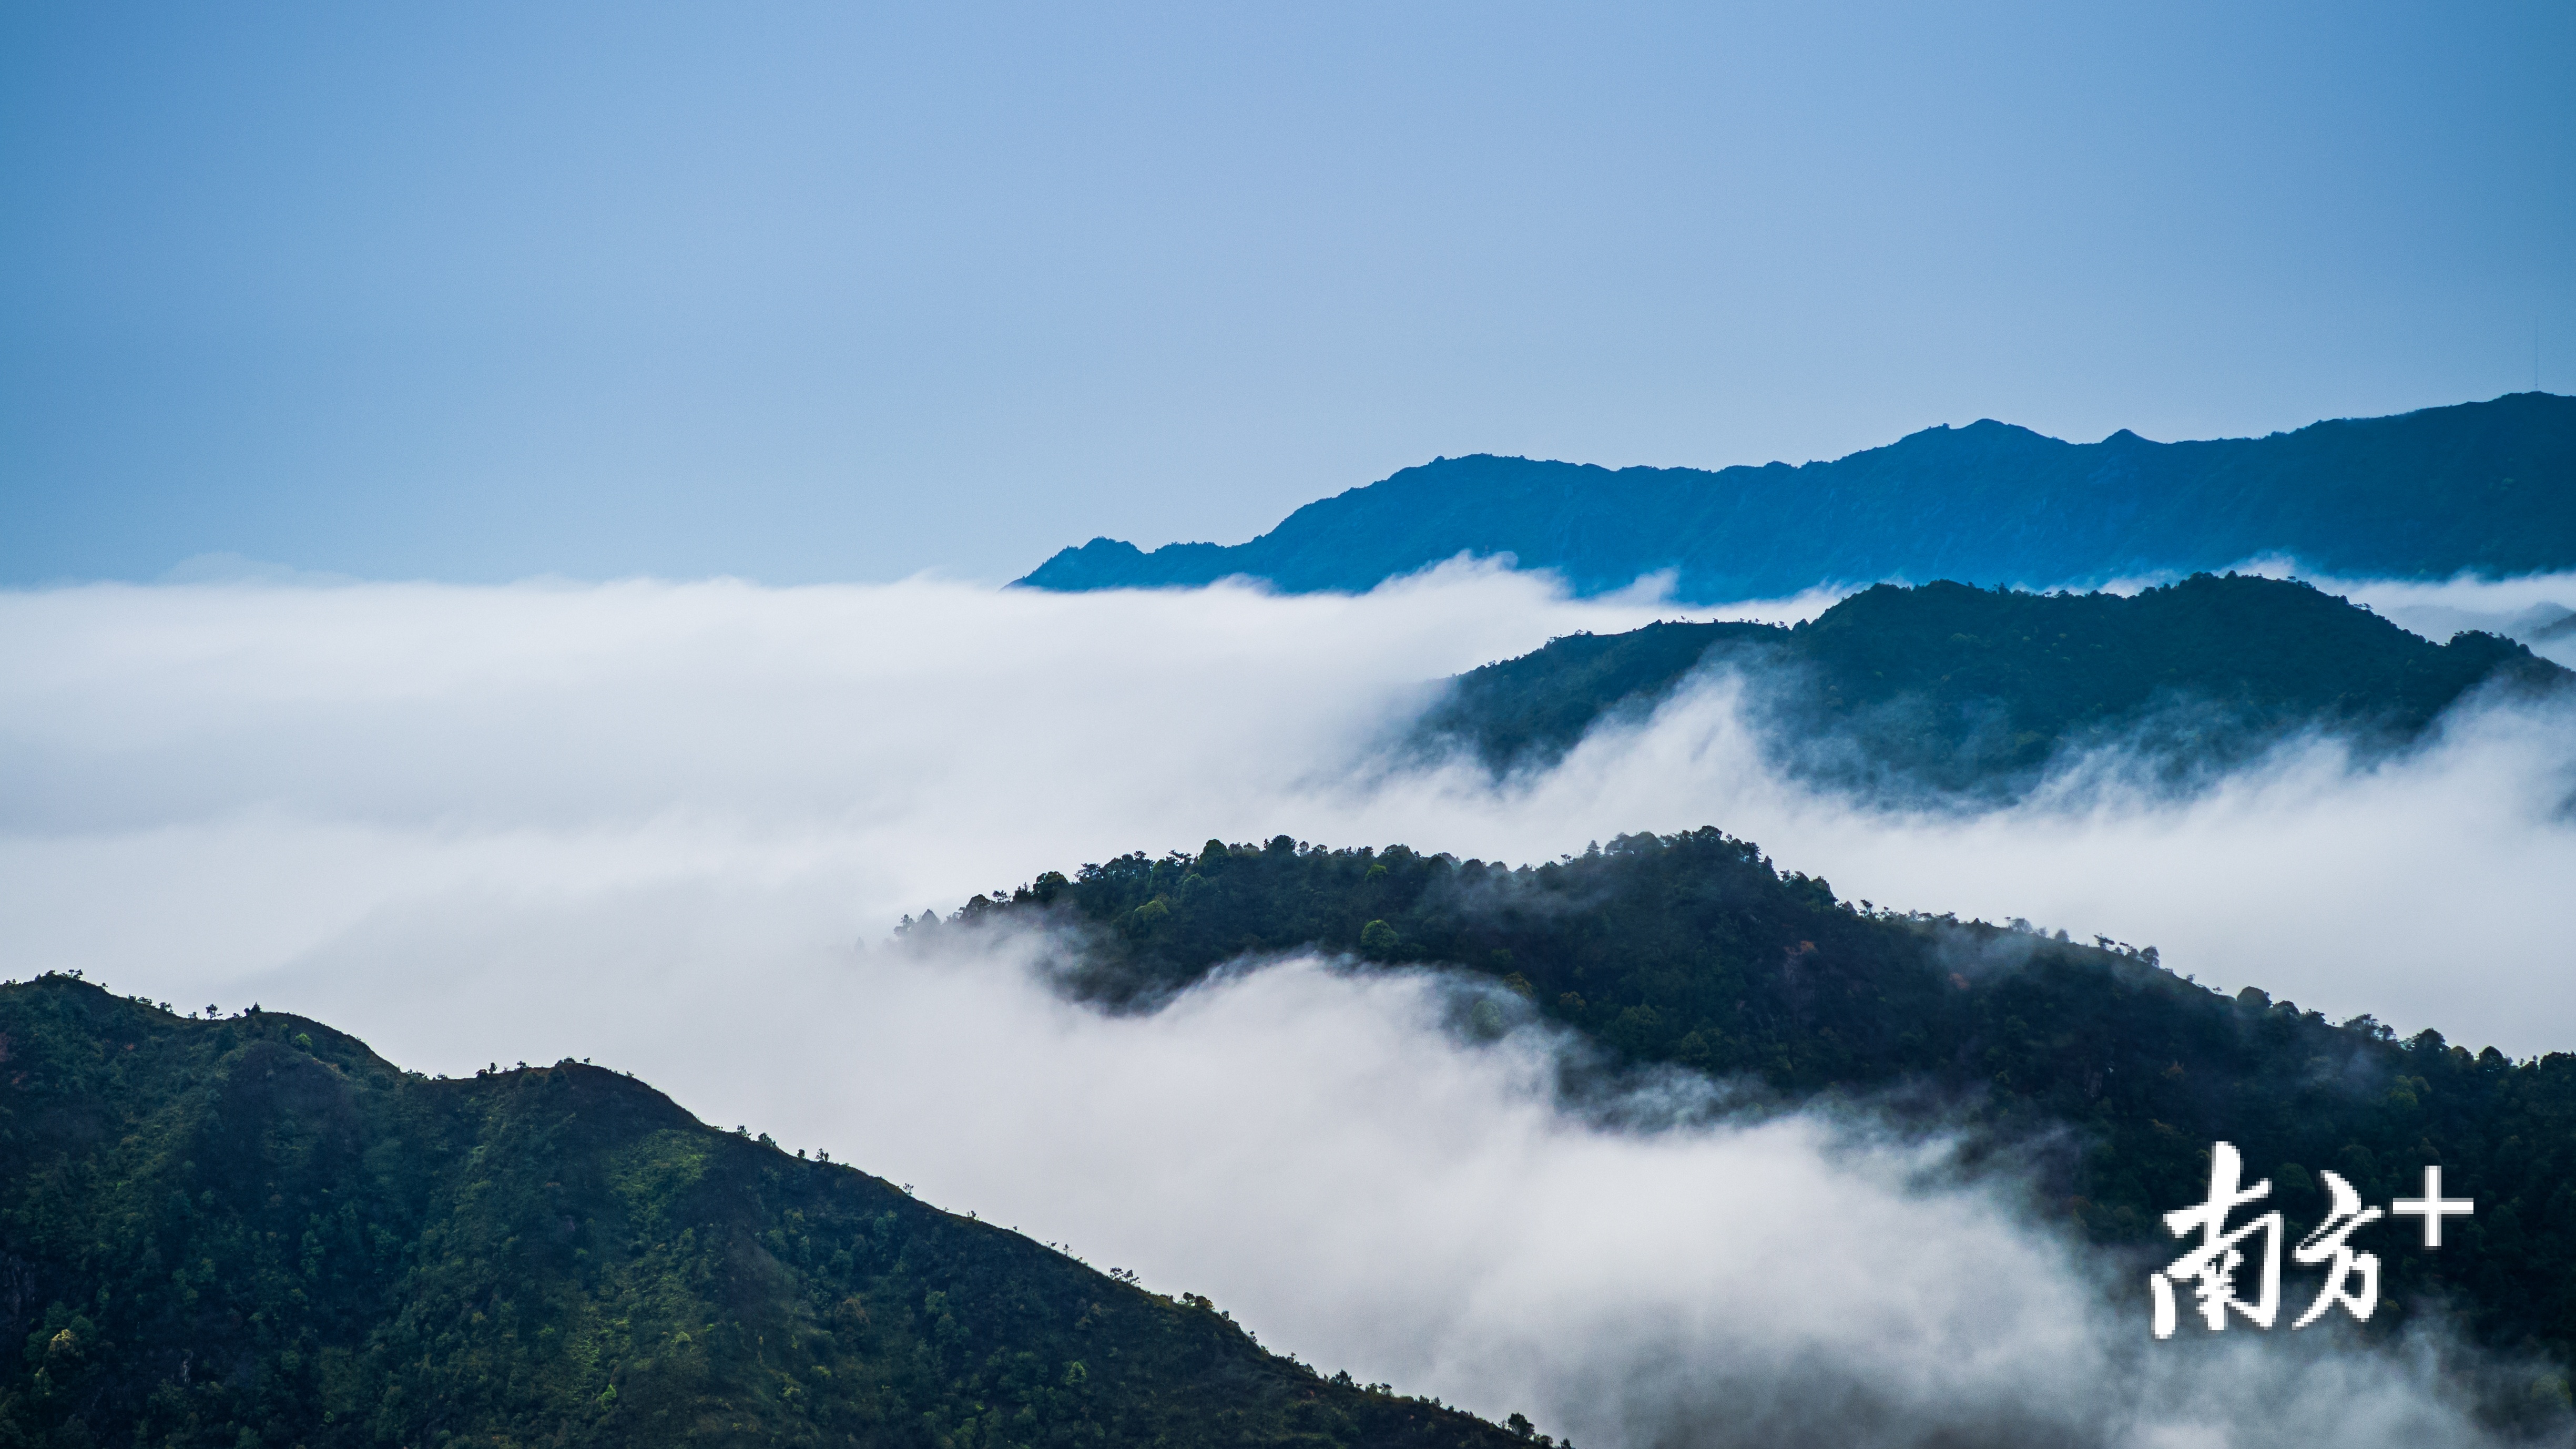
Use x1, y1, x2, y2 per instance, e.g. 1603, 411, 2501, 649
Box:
1017, 393, 2576, 600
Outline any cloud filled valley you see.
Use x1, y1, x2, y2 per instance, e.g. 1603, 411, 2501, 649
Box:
3, 565, 2573, 1445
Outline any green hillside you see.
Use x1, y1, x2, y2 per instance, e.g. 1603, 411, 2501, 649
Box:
961, 830, 2576, 1399
1414, 574, 2568, 795
0, 978, 1523, 1449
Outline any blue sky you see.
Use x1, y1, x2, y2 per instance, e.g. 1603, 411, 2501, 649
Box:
4, 1, 2571, 586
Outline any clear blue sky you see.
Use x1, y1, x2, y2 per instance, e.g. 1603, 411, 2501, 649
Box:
4, 2, 2571, 585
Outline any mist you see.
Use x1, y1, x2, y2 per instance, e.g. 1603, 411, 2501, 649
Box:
5, 566, 2564, 1055
2, 567, 2571, 1443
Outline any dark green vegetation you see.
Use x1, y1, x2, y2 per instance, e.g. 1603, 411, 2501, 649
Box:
965, 830, 2576, 1383
0, 980, 1521, 1449
1414, 574, 2568, 795
1019, 392, 2576, 599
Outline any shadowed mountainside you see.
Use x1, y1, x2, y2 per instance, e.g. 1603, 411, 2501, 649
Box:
1411, 574, 2569, 797
0, 978, 1523, 1449
1019, 393, 2576, 600
946, 829, 2575, 1407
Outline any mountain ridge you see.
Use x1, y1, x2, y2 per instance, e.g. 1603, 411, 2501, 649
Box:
1410, 573, 2571, 795
1017, 393, 2576, 600
950, 826, 2576, 1411
0, 976, 1524, 1448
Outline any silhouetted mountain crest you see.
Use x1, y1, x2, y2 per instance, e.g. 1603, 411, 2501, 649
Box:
1018, 393, 2576, 600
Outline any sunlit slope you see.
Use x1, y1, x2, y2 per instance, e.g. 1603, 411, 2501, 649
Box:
0, 978, 1519, 1449
961, 830, 2575, 1374
1415, 574, 2569, 792
1019, 393, 2576, 599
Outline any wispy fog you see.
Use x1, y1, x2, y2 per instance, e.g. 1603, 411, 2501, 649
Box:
130, 902, 2575, 1446
1, 568, 2570, 1443
1462, 666, 2576, 1058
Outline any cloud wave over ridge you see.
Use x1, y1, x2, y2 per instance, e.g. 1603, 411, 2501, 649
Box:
1, 567, 2571, 1445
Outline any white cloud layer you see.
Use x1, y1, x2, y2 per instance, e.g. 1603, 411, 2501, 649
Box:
12, 566, 2558, 1051
1, 568, 2570, 1444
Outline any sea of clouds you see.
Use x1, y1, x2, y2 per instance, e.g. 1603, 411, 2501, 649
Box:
2, 562, 2571, 1445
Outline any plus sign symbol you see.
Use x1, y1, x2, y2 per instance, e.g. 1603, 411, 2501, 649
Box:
2391, 1166, 2475, 1247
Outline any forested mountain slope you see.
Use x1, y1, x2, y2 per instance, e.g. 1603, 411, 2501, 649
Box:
958, 831, 2576, 1386
0, 979, 1520, 1449
1413, 574, 2568, 795
1017, 393, 2576, 600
